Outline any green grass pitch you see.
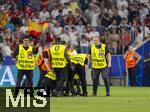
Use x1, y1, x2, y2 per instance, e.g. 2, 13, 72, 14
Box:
51, 86, 150, 112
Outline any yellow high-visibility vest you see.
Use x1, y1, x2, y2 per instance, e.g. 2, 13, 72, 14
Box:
91, 44, 107, 69
72, 54, 87, 66
45, 71, 56, 80
50, 45, 67, 68
16, 45, 35, 70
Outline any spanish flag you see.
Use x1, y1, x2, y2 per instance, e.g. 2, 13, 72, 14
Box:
28, 20, 49, 38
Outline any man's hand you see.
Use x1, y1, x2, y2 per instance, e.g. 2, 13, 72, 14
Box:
108, 63, 111, 68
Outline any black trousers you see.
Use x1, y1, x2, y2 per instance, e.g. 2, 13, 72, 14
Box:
128, 67, 136, 86
15, 70, 33, 95
65, 64, 76, 95
75, 64, 87, 94
53, 67, 68, 92
91, 68, 110, 95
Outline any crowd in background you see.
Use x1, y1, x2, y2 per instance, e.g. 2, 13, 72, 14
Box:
0, 0, 150, 63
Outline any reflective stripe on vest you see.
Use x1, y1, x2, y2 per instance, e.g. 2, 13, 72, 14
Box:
45, 71, 56, 80
16, 45, 35, 70
50, 45, 67, 68
91, 44, 107, 69
72, 54, 86, 66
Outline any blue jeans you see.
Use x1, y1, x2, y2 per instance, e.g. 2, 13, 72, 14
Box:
80, 46, 88, 54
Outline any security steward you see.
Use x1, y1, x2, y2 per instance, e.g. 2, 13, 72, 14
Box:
42, 71, 56, 97
72, 53, 88, 96
64, 44, 77, 96
89, 36, 111, 96
50, 38, 71, 96
13, 36, 38, 96
124, 45, 141, 87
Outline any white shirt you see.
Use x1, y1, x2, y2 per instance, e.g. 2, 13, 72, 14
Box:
39, 11, 50, 21
52, 27, 62, 36
60, 0, 70, 4
59, 33, 70, 43
51, 9, 59, 18
20, 26, 28, 34
2, 45, 11, 56
79, 33, 89, 47
69, 31, 78, 46
118, 9, 128, 19
117, 0, 128, 9
91, 13, 99, 27
62, 8, 71, 16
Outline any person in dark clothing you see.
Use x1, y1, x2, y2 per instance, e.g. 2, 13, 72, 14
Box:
89, 36, 111, 96
74, 54, 88, 96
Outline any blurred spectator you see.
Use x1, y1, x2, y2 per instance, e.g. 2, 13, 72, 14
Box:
117, 0, 128, 10
69, 0, 79, 15
109, 28, 121, 54
1, 41, 12, 57
52, 22, 62, 37
39, 7, 50, 21
101, 13, 111, 28
123, 29, 131, 51
12, 25, 24, 42
68, 26, 79, 50
76, 21, 85, 34
56, 9, 64, 21
111, 8, 122, 25
59, 28, 70, 44
51, 5, 59, 19
134, 27, 143, 46
40, 0, 49, 10
2, 29, 13, 44
79, 29, 89, 54
128, 4, 139, 23
90, 7, 100, 27
45, 28, 54, 44
76, 11, 87, 25
65, 11, 77, 25
62, 3, 71, 16
108, 19, 118, 31
118, 5, 128, 19
19, 21, 28, 34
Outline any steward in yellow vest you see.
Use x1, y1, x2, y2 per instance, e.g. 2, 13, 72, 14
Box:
16, 45, 35, 70
50, 44, 67, 68
72, 53, 88, 96
50, 38, 71, 97
91, 44, 107, 69
13, 36, 38, 96
42, 71, 56, 97
89, 36, 111, 96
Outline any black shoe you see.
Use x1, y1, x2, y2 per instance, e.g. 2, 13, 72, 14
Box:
106, 93, 110, 96
82, 93, 88, 97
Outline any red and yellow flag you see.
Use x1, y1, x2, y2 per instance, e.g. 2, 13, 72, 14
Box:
28, 20, 49, 38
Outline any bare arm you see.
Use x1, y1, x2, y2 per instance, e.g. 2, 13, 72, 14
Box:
135, 52, 141, 64
107, 53, 111, 67
44, 58, 51, 72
